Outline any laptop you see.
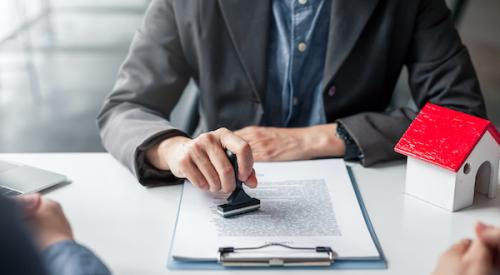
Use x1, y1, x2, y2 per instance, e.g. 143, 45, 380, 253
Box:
0, 160, 68, 196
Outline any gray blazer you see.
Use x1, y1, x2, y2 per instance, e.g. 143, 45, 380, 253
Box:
97, 0, 485, 186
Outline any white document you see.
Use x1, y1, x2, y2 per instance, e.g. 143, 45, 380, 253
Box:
170, 159, 380, 261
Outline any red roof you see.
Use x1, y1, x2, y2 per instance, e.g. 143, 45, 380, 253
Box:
395, 103, 500, 172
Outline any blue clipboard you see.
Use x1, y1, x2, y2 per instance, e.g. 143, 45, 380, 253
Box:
167, 166, 387, 270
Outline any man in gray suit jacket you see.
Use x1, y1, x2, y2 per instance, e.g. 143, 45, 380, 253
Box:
97, 0, 485, 192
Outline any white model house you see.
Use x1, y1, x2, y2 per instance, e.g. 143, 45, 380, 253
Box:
395, 103, 500, 211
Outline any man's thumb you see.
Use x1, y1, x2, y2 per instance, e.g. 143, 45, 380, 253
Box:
452, 239, 472, 255
17, 193, 42, 217
476, 222, 500, 249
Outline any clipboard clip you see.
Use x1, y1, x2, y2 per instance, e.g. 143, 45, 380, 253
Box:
218, 242, 336, 267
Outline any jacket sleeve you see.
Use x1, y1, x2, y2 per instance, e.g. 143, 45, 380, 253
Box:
336, 0, 486, 166
43, 241, 111, 275
97, 0, 190, 186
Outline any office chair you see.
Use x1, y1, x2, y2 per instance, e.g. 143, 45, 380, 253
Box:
170, 80, 200, 135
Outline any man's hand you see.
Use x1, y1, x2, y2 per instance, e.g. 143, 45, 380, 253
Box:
432, 238, 493, 275
18, 192, 42, 218
476, 222, 500, 269
147, 128, 257, 193
18, 194, 74, 250
235, 124, 345, 161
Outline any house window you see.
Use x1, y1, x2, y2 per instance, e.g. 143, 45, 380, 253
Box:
463, 163, 471, 174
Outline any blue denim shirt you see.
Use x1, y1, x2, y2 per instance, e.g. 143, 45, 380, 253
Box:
43, 240, 111, 275
263, 0, 331, 127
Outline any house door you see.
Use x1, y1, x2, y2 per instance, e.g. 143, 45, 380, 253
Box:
474, 161, 492, 199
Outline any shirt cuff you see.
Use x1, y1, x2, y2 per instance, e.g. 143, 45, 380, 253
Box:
336, 122, 364, 161
42, 240, 111, 275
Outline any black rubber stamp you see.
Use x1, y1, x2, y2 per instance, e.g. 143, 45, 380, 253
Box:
217, 150, 260, 218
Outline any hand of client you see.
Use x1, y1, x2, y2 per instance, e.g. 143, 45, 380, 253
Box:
475, 222, 500, 269
18, 194, 74, 250
432, 222, 499, 275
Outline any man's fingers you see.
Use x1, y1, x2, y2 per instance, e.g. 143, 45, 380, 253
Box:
452, 239, 472, 255
463, 239, 494, 273
233, 127, 252, 137
190, 144, 220, 192
433, 241, 464, 275
476, 222, 500, 268
207, 145, 236, 193
244, 169, 258, 188
233, 128, 246, 137
476, 222, 500, 249
218, 128, 254, 181
181, 127, 258, 194
182, 159, 209, 190
17, 193, 42, 217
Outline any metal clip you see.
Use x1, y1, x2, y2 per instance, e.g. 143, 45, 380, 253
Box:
218, 243, 336, 267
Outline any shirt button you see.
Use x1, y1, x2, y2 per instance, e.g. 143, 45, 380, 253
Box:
293, 97, 299, 106
298, 0, 308, 5
297, 42, 307, 52
328, 86, 336, 96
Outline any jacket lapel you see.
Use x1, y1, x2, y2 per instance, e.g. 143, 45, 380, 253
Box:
323, 0, 379, 89
218, 0, 271, 103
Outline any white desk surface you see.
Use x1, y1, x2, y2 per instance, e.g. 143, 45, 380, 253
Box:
1, 153, 498, 275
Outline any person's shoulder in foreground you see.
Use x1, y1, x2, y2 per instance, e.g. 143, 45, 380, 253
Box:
0, 195, 48, 275
0, 194, 111, 275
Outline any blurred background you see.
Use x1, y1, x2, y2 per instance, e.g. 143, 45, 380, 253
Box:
0, 0, 499, 153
